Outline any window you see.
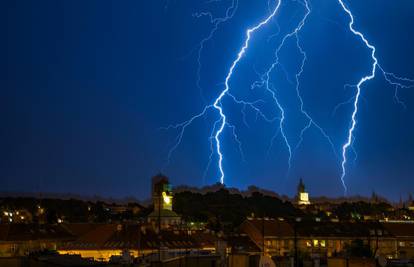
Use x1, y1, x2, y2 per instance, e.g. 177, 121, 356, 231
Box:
313, 240, 319, 247
378, 230, 383, 236
320, 240, 326, 248
306, 241, 312, 247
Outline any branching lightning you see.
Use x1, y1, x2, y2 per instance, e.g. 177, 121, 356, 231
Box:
211, 0, 283, 184
163, 0, 413, 192
192, 0, 239, 102
337, 0, 414, 195
164, 0, 283, 184
252, 0, 336, 174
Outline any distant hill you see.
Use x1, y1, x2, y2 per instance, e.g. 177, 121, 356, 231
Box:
0, 191, 144, 205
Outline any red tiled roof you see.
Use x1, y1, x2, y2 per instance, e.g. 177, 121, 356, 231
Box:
243, 219, 294, 237
60, 224, 218, 250
62, 223, 102, 237
242, 219, 393, 238
0, 224, 74, 242
383, 223, 414, 237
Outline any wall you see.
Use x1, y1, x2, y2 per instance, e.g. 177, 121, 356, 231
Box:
328, 258, 375, 267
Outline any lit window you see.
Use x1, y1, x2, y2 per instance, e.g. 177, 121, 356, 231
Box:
320, 240, 326, 248
313, 240, 319, 247
306, 241, 312, 247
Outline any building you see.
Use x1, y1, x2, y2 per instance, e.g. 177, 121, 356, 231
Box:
240, 218, 398, 259
0, 224, 74, 257
147, 174, 181, 228
383, 222, 414, 259
297, 178, 311, 206
58, 223, 218, 262
240, 218, 294, 256
1, 209, 33, 224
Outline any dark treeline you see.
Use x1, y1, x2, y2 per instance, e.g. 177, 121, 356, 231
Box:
1, 189, 407, 229
332, 201, 394, 220
173, 189, 300, 231
0, 197, 148, 224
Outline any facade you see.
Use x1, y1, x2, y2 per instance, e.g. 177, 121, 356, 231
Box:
383, 222, 414, 259
0, 224, 73, 257
58, 223, 218, 262
240, 218, 399, 259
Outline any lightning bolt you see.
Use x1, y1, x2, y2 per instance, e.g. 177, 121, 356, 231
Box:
164, 0, 413, 190
192, 0, 239, 102
252, 0, 336, 175
337, 0, 414, 195
164, 0, 283, 184
212, 0, 282, 184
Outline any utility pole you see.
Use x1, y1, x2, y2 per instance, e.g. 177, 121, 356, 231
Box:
262, 216, 265, 256
158, 187, 161, 262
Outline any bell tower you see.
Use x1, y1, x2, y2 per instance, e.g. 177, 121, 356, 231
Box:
297, 178, 310, 205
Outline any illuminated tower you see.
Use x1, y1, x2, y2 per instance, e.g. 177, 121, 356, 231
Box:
151, 174, 173, 212
297, 178, 310, 205
148, 174, 180, 228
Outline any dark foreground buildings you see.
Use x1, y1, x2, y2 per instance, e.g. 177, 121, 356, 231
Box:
2, 175, 414, 267
2, 219, 414, 266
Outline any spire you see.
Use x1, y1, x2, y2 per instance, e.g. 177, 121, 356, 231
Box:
297, 178, 305, 193
297, 178, 310, 206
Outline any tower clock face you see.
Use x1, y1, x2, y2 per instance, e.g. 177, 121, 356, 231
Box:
162, 191, 172, 205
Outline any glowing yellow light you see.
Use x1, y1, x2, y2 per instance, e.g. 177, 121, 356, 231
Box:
162, 192, 171, 205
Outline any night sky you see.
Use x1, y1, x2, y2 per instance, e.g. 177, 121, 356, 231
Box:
2, 0, 413, 200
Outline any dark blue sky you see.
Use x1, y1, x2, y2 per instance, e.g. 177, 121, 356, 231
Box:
1, 0, 413, 200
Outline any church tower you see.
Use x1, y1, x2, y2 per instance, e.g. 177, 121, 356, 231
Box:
297, 178, 310, 205
151, 173, 173, 212
147, 174, 181, 228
